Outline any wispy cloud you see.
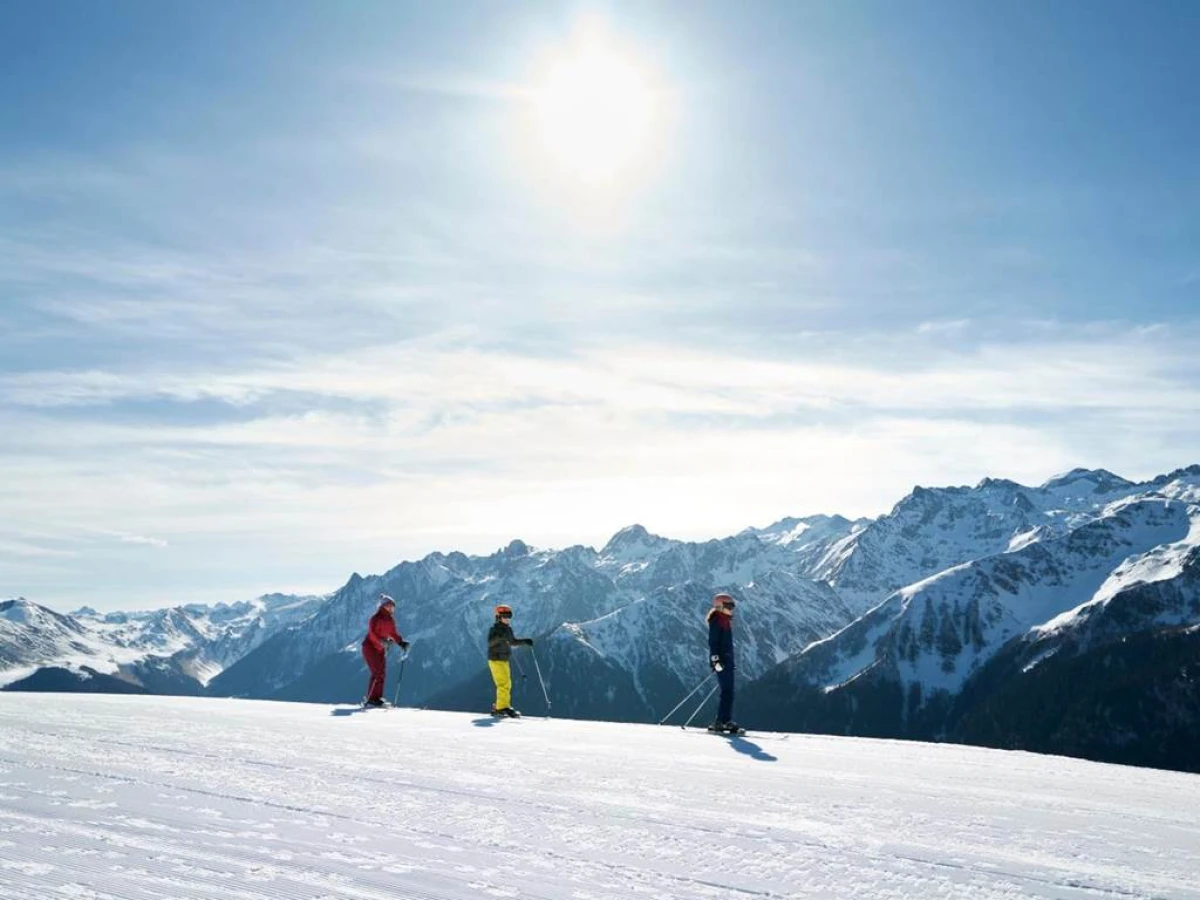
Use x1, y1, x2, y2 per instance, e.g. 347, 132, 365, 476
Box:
115, 533, 169, 549
7, 319, 1196, 417
3, 317, 1198, 612
344, 68, 529, 102
916, 319, 970, 335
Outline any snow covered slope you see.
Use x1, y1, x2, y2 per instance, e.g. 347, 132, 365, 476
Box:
810, 468, 1156, 614
0, 694, 1197, 900
743, 469, 1200, 768
0, 593, 324, 691
1, 599, 103, 678
789, 497, 1192, 700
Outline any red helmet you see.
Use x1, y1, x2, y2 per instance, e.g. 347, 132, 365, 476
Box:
494, 604, 513, 617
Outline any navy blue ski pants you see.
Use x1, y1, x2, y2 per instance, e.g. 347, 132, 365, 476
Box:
716, 665, 735, 723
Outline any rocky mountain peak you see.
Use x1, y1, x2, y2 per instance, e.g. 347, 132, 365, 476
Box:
1040, 467, 1133, 494
501, 539, 531, 558
1150, 464, 1200, 487
601, 524, 666, 556
1, 598, 64, 627
1, 598, 32, 622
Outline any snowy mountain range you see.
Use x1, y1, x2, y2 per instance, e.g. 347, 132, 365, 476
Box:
741, 465, 1200, 771
4, 464, 1198, 772
0, 593, 324, 693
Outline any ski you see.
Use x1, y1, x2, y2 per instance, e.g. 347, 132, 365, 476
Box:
681, 725, 748, 736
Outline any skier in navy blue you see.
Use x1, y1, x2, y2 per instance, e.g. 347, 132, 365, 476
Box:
707, 592, 740, 734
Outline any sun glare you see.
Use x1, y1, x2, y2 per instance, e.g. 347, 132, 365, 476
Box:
529, 41, 658, 187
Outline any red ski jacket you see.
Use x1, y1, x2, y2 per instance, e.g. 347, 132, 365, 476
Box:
364, 605, 403, 652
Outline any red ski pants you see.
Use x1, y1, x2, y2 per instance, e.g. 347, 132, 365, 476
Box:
362, 640, 387, 702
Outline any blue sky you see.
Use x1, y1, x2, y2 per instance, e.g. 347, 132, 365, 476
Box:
2, 1, 1198, 611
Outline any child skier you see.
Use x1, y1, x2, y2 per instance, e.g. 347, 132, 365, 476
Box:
487, 604, 533, 717
707, 592, 741, 734
361, 593, 409, 707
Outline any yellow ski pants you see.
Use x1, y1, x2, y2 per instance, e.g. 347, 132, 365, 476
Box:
488, 659, 512, 710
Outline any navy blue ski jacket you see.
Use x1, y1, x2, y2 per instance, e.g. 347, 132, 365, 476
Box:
707, 609, 735, 669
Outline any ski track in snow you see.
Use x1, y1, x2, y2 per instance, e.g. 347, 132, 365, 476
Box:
0, 696, 1197, 900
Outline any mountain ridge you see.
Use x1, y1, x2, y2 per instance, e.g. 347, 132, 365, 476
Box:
5, 464, 1198, 772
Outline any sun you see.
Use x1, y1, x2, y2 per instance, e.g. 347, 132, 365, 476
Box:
529, 43, 657, 186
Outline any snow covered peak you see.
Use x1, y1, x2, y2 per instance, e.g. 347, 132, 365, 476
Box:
816, 479, 1054, 613
749, 514, 858, 549
780, 493, 1198, 710
1, 591, 324, 691
1148, 464, 1200, 503
1, 599, 96, 686
600, 524, 668, 558
1039, 467, 1134, 496
1150, 463, 1200, 485
141, 607, 208, 645
884, 482, 987, 523
1, 598, 66, 628
974, 476, 1023, 492
0, 598, 30, 623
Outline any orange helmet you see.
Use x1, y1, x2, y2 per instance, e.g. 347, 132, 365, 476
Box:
494, 604, 513, 617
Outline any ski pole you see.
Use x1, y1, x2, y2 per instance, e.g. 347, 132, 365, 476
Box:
512, 652, 527, 681
392, 647, 409, 707
530, 647, 551, 714
682, 683, 719, 729
658, 673, 714, 725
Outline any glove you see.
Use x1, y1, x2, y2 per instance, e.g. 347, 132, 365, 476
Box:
710, 654, 723, 673
399, 640, 410, 651
522, 638, 534, 647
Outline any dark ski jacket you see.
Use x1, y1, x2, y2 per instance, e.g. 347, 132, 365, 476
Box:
363, 605, 403, 652
707, 608, 735, 669
487, 620, 529, 661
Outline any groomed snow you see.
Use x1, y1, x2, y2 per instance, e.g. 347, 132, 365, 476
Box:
1, 695, 1197, 899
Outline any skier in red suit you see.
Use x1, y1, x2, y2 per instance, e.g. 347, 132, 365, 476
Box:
361, 594, 408, 706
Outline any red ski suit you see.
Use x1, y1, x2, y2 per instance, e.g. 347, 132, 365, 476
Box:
361, 604, 403, 703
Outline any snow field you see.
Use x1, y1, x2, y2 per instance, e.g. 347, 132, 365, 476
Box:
0, 694, 1197, 899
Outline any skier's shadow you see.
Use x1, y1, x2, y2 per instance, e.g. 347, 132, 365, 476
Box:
724, 736, 777, 762
330, 706, 370, 717
471, 716, 498, 727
